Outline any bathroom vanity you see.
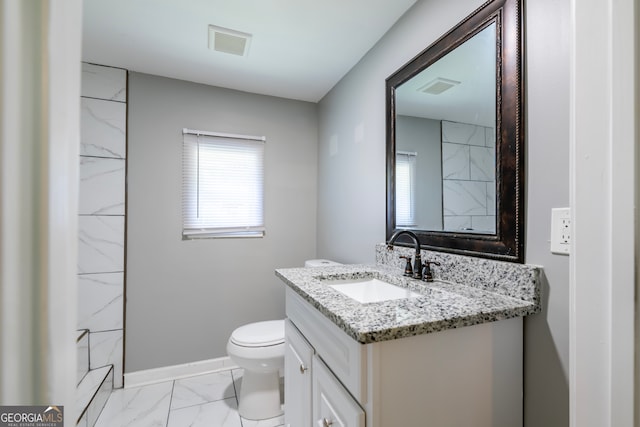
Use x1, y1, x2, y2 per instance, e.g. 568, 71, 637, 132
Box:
276, 1, 535, 423
276, 246, 540, 427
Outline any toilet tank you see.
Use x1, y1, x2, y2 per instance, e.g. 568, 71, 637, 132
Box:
304, 259, 341, 267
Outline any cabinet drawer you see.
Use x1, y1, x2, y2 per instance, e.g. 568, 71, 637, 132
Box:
285, 288, 367, 402
313, 355, 365, 427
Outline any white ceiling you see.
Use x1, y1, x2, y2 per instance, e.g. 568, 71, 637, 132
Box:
82, 0, 417, 102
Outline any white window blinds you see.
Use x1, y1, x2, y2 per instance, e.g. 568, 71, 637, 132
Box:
182, 129, 265, 238
395, 151, 417, 227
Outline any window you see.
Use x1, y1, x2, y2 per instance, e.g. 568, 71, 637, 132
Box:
182, 128, 265, 239
395, 151, 416, 227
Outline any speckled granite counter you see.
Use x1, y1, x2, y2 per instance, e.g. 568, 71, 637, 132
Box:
276, 253, 541, 344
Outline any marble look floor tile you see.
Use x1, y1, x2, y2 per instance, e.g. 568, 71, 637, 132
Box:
167, 398, 242, 427
171, 371, 236, 410
93, 368, 287, 427
95, 381, 172, 427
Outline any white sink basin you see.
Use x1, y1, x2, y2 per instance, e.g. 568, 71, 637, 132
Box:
326, 277, 421, 304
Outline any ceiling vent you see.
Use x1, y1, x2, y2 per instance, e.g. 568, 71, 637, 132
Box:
418, 77, 461, 95
208, 25, 252, 57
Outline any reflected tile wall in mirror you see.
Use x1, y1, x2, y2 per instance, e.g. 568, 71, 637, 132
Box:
442, 120, 486, 146
469, 146, 495, 181
443, 181, 488, 215
442, 143, 470, 180
442, 120, 495, 234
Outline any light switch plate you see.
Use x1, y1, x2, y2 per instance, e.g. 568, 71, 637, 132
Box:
550, 207, 571, 255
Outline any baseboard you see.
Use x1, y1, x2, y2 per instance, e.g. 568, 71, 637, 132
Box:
124, 356, 238, 388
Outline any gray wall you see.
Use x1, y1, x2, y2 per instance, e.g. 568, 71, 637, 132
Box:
396, 115, 443, 230
316, 0, 570, 425
126, 73, 318, 372
522, 0, 570, 424
317, 0, 487, 264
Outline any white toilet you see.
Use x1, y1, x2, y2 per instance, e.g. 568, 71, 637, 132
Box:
227, 259, 341, 420
227, 320, 285, 420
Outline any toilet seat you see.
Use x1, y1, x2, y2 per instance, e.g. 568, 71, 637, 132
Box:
230, 320, 284, 347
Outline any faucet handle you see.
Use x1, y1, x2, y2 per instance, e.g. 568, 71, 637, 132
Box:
422, 260, 441, 282
399, 255, 413, 277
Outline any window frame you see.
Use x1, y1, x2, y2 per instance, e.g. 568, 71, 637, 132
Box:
182, 128, 266, 239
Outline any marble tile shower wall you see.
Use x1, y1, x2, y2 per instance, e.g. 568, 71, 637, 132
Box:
441, 120, 496, 233
78, 63, 127, 388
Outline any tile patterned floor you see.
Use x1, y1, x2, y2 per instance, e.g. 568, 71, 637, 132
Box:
95, 369, 284, 427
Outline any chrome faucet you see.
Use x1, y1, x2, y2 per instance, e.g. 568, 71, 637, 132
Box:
387, 230, 422, 280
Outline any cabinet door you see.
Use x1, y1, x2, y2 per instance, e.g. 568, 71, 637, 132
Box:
286, 288, 367, 402
313, 355, 365, 427
285, 319, 313, 427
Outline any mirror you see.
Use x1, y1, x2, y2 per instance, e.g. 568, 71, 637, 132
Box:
395, 23, 497, 234
386, 0, 524, 262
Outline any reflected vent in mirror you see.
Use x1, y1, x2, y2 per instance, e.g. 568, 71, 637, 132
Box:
418, 77, 461, 95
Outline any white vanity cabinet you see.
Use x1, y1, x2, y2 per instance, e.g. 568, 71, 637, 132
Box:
284, 287, 524, 427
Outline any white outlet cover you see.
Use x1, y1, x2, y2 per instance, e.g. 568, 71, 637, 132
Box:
551, 207, 571, 255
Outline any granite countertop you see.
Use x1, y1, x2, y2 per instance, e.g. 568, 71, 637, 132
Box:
276, 263, 540, 344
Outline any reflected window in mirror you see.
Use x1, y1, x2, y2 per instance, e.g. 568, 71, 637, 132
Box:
395, 151, 417, 228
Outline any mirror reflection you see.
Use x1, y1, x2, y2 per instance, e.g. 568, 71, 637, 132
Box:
394, 23, 496, 234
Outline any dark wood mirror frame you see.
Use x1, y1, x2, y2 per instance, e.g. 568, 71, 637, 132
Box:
386, 0, 524, 263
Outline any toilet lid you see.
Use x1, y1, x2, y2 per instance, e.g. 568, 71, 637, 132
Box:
230, 320, 285, 347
